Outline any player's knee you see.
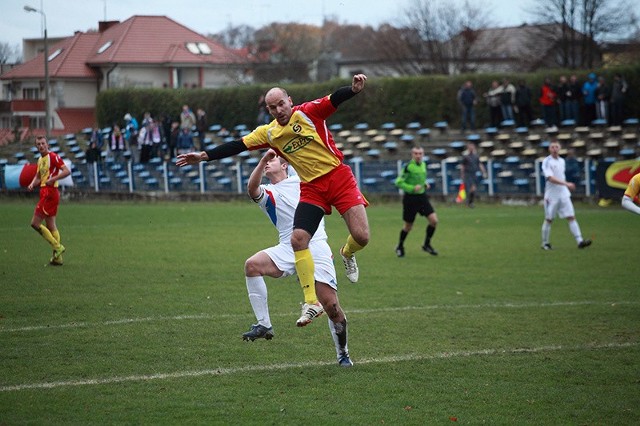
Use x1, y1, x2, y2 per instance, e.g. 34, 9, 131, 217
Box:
30, 223, 40, 232
244, 258, 259, 276
290, 230, 311, 251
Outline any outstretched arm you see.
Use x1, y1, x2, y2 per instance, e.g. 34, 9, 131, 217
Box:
176, 140, 246, 167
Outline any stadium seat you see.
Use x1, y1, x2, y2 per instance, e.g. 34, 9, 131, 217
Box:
591, 118, 607, 127
434, 121, 448, 133
515, 127, 529, 135
329, 123, 343, 131
406, 122, 421, 129
354, 123, 369, 131
560, 119, 576, 127
209, 124, 222, 132
383, 141, 398, 152
623, 118, 639, 126
381, 122, 396, 130
450, 141, 465, 151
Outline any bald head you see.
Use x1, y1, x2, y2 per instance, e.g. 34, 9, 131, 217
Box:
265, 87, 293, 126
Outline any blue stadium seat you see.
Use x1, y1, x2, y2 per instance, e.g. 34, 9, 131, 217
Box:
406, 122, 421, 129
209, 124, 222, 132
329, 123, 343, 131
354, 122, 369, 130
381, 122, 396, 130
623, 118, 639, 126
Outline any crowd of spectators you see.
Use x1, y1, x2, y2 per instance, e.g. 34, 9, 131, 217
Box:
86, 104, 208, 165
458, 73, 630, 131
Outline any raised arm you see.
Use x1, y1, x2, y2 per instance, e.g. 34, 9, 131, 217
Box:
330, 74, 367, 108
247, 149, 277, 200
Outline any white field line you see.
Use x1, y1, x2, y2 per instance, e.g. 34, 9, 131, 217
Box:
0, 341, 637, 393
2, 300, 638, 334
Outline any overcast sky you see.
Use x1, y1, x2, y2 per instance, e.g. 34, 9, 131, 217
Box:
4, 0, 638, 56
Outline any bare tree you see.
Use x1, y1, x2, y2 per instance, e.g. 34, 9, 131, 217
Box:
208, 25, 256, 50
0, 42, 21, 64
389, 0, 496, 75
528, 0, 635, 68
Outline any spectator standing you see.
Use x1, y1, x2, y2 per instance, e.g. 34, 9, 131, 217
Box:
460, 141, 487, 208
394, 146, 439, 257
85, 140, 101, 187
89, 127, 103, 151
484, 80, 503, 128
109, 124, 125, 163
168, 121, 179, 159
595, 76, 610, 123
457, 80, 477, 132
557, 75, 570, 121
242, 149, 353, 367
123, 113, 138, 151
565, 75, 582, 122
179, 105, 196, 155
540, 140, 592, 250
256, 94, 269, 126
581, 73, 598, 125
515, 80, 533, 127
196, 108, 207, 150
539, 77, 558, 127
610, 74, 628, 126
500, 78, 516, 122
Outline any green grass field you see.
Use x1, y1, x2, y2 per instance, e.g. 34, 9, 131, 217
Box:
1, 198, 638, 424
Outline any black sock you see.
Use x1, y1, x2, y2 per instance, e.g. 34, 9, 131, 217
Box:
425, 225, 436, 247
398, 230, 408, 247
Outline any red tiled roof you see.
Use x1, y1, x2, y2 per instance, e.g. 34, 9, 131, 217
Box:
86, 15, 247, 65
1, 15, 247, 81
56, 108, 96, 134
1, 32, 101, 80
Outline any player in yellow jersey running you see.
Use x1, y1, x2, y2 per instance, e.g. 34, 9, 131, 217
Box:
177, 74, 370, 327
27, 135, 70, 265
621, 172, 640, 215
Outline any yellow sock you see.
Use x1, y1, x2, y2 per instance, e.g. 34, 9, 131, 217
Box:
294, 249, 317, 304
341, 234, 364, 258
52, 230, 61, 244
37, 225, 59, 248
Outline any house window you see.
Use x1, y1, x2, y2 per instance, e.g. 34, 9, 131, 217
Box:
185, 42, 211, 55
97, 41, 113, 54
48, 48, 62, 62
29, 116, 47, 128
23, 88, 40, 100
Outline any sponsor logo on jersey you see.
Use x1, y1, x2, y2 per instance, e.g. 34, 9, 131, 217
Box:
283, 135, 313, 154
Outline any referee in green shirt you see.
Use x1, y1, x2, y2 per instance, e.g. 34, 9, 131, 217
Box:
394, 146, 439, 257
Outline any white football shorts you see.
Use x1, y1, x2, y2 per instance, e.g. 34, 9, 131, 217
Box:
544, 196, 576, 220
263, 241, 338, 290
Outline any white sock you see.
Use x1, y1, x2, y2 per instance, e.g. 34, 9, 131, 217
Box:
541, 221, 551, 245
568, 220, 583, 244
246, 276, 271, 328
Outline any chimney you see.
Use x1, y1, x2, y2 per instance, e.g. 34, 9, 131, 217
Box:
98, 20, 119, 32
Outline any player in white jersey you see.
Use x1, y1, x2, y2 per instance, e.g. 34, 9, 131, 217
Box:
242, 149, 353, 367
540, 140, 592, 250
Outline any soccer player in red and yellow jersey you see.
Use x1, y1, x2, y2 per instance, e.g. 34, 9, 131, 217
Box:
177, 74, 369, 328
28, 135, 70, 265
621, 172, 640, 215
